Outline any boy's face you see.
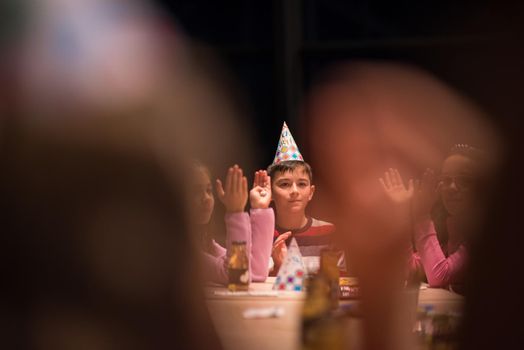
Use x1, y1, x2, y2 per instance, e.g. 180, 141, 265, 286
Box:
271, 166, 315, 215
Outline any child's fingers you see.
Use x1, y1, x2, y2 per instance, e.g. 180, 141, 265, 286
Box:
273, 239, 285, 250
242, 176, 248, 196
407, 179, 414, 193
384, 171, 392, 188
259, 170, 266, 186
282, 231, 292, 239
257, 170, 264, 186
390, 168, 399, 187
394, 169, 404, 187
237, 167, 244, 192
274, 231, 292, 244
262, 171, 269, 187
226, 167, 233, 193
273, 240, 288, 256
274, 235, 286, 245
253, 171, 259, 188
379, 178, 388, 192
389, 169, 396, 186
279, 245, 288, 260
232, 165, 239, 192
215, 179, 225, 198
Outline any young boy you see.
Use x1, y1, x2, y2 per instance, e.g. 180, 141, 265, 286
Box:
268, 122, 344, 274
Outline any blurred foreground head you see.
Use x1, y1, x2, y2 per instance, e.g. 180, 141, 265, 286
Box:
0, 123, 222, 350
306, 61, 500, 261
6, 0, 252, 171
304, 62, 501, 349
0, 0, 258, 348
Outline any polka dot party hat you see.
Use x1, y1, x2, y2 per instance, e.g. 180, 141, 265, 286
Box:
272, 122, 304, 165
273, 238, 306, 291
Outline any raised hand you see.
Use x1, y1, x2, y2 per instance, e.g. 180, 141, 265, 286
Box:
379, 168, 414, 205
412, 168, 439, 220
272, 231, 292, 272
215, 165, 248, 213
250, 170, 272, 209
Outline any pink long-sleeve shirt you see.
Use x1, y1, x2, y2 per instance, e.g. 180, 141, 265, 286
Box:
201, 208, 274, 285
408, 217, 467, 288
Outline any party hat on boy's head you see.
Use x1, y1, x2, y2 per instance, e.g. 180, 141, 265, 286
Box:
273, 238, 306, 291
272, 122, 304, 165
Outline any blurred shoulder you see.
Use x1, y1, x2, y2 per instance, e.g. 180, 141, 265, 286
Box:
310, 217, 336, 232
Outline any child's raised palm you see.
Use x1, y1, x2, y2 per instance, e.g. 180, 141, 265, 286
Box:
250, 170, 272, 209
379, 168, 414, 205
216, 165, 248, 213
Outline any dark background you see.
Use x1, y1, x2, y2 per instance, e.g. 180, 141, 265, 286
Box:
158, 0, 523, 169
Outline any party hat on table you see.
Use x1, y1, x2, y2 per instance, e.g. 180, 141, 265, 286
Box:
272, 122, 304, 165
273, 238, 306, 291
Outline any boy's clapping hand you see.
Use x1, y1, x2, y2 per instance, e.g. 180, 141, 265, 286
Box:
272, 231, 291, 271
250, 170, 272, 209
216, 165, 248, 213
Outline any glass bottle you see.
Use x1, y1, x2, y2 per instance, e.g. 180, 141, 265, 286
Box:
228, 241, 249, 291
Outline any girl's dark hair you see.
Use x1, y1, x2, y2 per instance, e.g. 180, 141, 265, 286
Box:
431, 144, 483, 253
190, 159, 216, 253
192, 159, 211, 179
0, 128, 223, 349
448, 143, 485, 164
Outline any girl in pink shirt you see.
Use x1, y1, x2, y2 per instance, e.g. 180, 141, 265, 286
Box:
380, 145, 483, 291
190, 161, 274, 285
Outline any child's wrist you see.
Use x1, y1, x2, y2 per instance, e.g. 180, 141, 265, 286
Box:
226, 206, 245, 213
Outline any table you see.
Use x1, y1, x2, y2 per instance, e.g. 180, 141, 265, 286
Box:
206, 277, 463, 350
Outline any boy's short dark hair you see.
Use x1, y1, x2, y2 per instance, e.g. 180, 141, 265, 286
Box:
267, 161, 313, 183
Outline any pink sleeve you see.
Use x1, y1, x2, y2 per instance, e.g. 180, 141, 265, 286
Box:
209, 239, 227, 258
201, 242, 228, 285
404, 230, 424, 282
202, 213, 251, 285
224, 212, 253, 282
406, 248, 423, 278
414, 219, 467, 287
249, 208, 275, 282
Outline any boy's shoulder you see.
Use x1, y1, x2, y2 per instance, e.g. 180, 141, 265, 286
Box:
299, 217, 336, 237
273, 217, 336, 238
310, 217, 335, 229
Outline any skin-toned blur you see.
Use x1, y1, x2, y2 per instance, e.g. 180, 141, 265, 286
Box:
304, 62, 501, 350
1, 0, 254, 349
